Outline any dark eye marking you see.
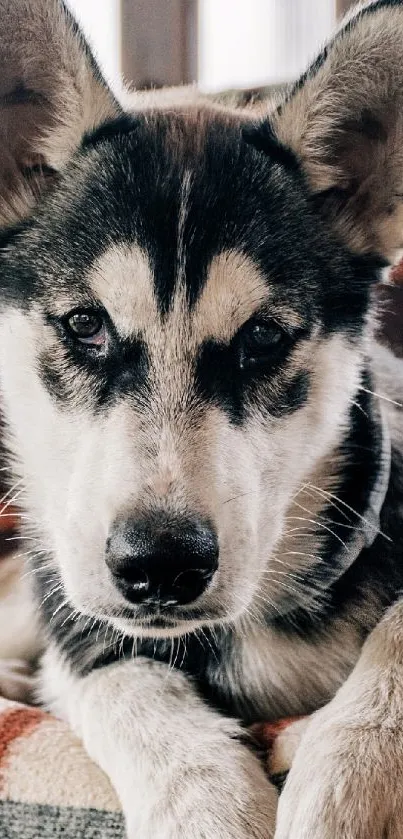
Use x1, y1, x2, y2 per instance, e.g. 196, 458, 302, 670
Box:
42, 308, 149, 408
196, 318, 309, 424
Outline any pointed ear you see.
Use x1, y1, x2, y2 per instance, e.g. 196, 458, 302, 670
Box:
262, 1, 403, 260
0, 0, 120, 225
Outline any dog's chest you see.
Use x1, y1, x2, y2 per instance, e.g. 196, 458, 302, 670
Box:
201, 621, 364, 722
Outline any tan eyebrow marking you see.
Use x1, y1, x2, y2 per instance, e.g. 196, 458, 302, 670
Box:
86, 244, 159, 338
192, 250, 270, 344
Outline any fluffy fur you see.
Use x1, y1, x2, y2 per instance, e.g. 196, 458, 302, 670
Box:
1, 1, 403, 837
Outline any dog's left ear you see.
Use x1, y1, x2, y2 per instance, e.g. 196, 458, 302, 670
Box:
0, 0, 120, 226
251, 1, 403, 261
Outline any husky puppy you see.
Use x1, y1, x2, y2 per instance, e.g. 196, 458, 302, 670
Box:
1, 0, 403, 836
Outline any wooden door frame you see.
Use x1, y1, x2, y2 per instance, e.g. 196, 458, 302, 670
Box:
121, 0, 198, 89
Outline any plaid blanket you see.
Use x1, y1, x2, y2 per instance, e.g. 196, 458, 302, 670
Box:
0, 696, 308, 838
0, 697, 124, 838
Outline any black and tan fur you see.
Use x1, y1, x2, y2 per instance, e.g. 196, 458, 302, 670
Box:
1, 1, 403, 837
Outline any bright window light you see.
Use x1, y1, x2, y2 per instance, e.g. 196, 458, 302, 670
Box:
65, 0, 121, 93
198, 0, 336, 91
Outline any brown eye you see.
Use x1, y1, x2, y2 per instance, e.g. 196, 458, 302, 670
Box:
239, 320, 285, 368
66, 310, 105, 345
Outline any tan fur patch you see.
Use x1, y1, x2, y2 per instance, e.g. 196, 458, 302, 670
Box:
87, 245, 158, 338
193, 251, 269, 344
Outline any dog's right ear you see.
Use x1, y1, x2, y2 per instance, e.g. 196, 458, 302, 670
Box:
246, 1, 403, 263
0, 0, 120, 226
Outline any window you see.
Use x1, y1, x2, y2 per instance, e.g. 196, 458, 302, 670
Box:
199, 0, 335, 91
66, 1, 351, 93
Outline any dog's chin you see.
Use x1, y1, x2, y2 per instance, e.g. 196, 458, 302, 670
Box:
108, 614, 212, 639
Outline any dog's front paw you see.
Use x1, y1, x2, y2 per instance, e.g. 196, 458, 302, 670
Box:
126, 738, 278, 839
274, 707, 403, 839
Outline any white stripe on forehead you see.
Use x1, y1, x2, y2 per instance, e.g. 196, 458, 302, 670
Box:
177, 169, 192, 289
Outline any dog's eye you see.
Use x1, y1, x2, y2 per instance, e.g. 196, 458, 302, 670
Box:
238, 320, 286, 369
66, 309, 105, 345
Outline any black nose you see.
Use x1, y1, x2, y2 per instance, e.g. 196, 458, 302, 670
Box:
105, 514, 219, 607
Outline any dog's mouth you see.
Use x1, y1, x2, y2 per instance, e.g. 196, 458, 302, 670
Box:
105, 602, 225, 638
120, 607, 180, 629
139, 616, 178, 631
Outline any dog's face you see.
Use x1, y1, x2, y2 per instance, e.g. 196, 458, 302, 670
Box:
0, 109, 367, 635
0, 0, 403, 639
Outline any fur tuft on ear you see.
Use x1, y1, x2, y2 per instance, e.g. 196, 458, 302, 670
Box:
0, 0, 120, 226
267, 0, 403, 260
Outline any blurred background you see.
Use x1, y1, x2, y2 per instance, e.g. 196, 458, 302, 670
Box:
66, 1, 355, 95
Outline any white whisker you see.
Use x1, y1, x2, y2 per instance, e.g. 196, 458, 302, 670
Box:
360, 385, 403, 409
304, 482, 392, 542
285, 515, 349, 550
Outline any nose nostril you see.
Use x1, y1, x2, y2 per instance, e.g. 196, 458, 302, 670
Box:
171, 568, 213, 603
115, 566, 149, 592
173, 569, 211, 585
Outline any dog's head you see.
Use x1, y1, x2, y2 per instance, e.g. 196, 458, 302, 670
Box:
0, 0, 401, 638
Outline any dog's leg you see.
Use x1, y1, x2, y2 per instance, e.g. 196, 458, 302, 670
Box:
275, 598, 403, 839
42, 645, 277, 839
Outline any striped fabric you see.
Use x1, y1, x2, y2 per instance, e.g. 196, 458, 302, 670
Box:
1, 802, 125, 839
0, 696, 303, 837
0, 697, 124, 838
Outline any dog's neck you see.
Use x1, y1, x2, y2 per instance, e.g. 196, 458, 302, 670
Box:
262, 378, 391, 622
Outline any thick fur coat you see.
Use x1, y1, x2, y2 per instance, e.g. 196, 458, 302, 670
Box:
1, 1, 403, 837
